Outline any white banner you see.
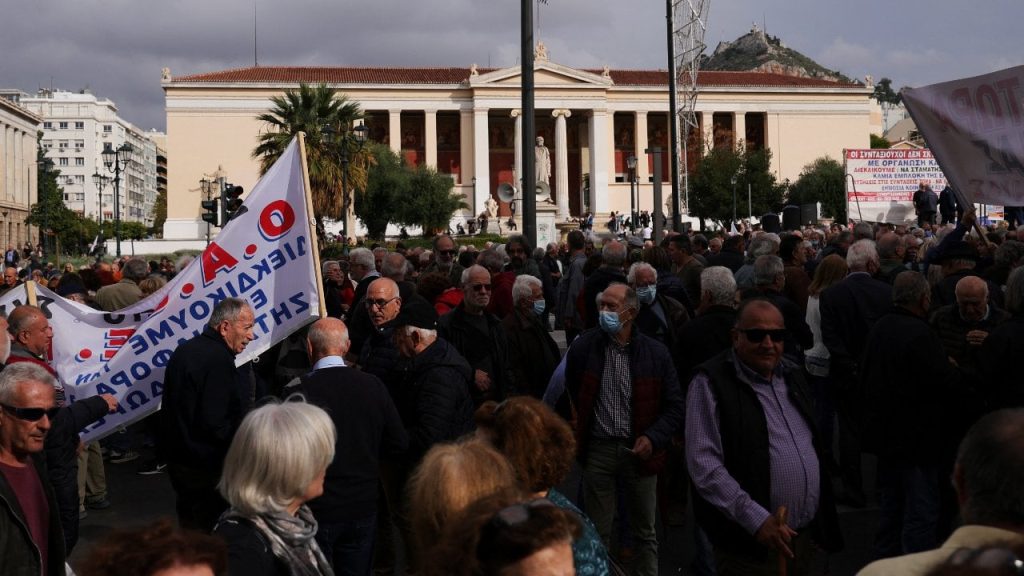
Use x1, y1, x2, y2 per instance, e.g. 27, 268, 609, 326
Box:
0, 137, 321, 441
845, 148, 948, 224
902, 65, 1024, 207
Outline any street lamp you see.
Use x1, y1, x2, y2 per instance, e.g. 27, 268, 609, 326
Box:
102, 142, 133, 257
91, 172, 110, 226
37, 157, 54, 255
626, 155, 638, 233
731, 172, 739, 227
322, 120, 369, 239
200, 178, 215, 245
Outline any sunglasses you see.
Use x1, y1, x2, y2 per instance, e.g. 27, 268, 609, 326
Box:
2, 404, 60, 422
469, 283, 491, 292
438, 249, 457, 256
738, 328, 787, 343
365, 296, 399, 309
491, 498, 556, 528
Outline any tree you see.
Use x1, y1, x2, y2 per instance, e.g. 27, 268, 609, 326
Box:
786, 156, 846, 223
872, 77, 901, 105
151, 188, 167, 237
252, 83, 367, 234
27, 138, 79, 256
356, 144, 408, 240
401, 166, 466, 236
689, 145, 785, 229
870, 134, 892, 149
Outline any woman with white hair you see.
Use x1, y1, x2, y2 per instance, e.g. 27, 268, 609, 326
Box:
214, 399, 336, 576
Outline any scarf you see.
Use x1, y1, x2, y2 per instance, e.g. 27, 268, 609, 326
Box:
221, 506, 334, 576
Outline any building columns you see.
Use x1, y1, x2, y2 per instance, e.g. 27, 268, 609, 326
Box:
734, 112, 746, 149
553, 109, 571, 220
634, 112, 649, 183
588, 110, 610, 214
388, 110, 402, 154
701, 111, 714, 149
424, 110, 438, 168
472, 108, 490, 216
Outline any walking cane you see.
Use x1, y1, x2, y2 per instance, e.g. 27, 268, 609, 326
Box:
776, 506, 789, 576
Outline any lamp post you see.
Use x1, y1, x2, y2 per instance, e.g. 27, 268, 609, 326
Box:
731, 173, 738, 228
92, 172, 110, 257
626, 155, 638, 233
102, 142, 133, 257
37, 157, 54, 255
323, 121, 369, 239
200, 178, 214, 245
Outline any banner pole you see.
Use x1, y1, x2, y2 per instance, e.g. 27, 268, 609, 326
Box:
25, 280, 37, 307
297, 132, 328, 318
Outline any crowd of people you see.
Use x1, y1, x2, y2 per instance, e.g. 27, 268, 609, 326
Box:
5, 205, 1024, 576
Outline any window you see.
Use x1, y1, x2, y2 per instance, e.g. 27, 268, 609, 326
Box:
41, 141, 52, 150
75, 157, 85, 166
103, 125, 112, 133
43, 122, 52, 129
75, 121, 84, 129
58, 141, 68, 149
58, 158, 68, 166
74, 175, 85, 184
58, 121, 68, 130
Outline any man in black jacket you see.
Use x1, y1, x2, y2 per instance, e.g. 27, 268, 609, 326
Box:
159, 297, 255, 532
290, 317, 408, 573
676, 266, 738, 382
582, 240, 628, 330
501, 275, 560, 398
0, 363, 68, 576
861, 271, 964, 558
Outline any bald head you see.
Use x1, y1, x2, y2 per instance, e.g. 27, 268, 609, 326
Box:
306, 317, 350, 361
956, 275, 989, 322
367, 277, 399, 300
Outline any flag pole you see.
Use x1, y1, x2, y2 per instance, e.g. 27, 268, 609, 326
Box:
25, 280, 37, 307
296, 132, 328, 318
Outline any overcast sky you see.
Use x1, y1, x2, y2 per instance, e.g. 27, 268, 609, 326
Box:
2, 0, 1018, 132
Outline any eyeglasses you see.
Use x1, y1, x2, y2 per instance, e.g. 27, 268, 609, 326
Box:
469, 283, 491, 292
738, 328, 788, 343
365, 296, 399, 309
438, 249, 457, 256
490, 498, 556, 528
1, 404, 60, 422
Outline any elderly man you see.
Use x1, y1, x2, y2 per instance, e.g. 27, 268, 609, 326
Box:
667, 235, 705, 306
438, 265, 511, 403
322, 260, 352, 319
820, 239, 893, 508
735, 233, 780, 290
6, 306, 56, 378
557, 230, 588, 341
780, 235, 811, 313
356, 277, 406, 388
676, 266, 738, 380
876, 233, 907, 284
861, 272, 964, 558
627, 262, 689, 375
582, 240, 628, 330
0, 267, 19, 295
501, 275, 560, 398
566, 283, 685, 576
477, 249, 515, 320
707, 235, 746, 273
288, 317, 407, 571
931, 276, 1008, 381
0, 364, 66, 575
745, 255, 814, 363
159, 297, 255, 531
686, 299, 841, 576
857, 409, 1024, 576
422, 234, 463, 287
504, 235, 542, 279
94, 257, 147, 311
347, 247, 380, 316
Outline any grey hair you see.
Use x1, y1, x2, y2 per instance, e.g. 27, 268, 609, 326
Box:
846, 239, 879, 272
307, 320, 349, 355
476, 249, 505, 273
321, 260, 340, 274
461, 264, 489, 286
956, 408, 1024, 526
122, 258, 150, 282
512, 274, 542, 305
747, 233, 780, 262
995, 240, 1024, 268
0, 362, 57, 405
402, 325, 438, 343
877, 233, 902, 260
175, 255, 194, 274
853, 221, 874, 241
702, 266, 737, 307
892, 271, 926, 308
219, 398, 336, 516
602, 241, 627, 268
382, 253, 411, 280
1005, 267, 1024, 315
207, 298, 251, 329
349, 248, 375, 270
626, 262, 657, 285
597, 282, 638, 312
754, 255, 785, 287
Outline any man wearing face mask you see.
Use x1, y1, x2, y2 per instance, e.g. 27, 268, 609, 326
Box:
565, 283, 685, 576
627, 262, 690, 376
501, 275, 561, 398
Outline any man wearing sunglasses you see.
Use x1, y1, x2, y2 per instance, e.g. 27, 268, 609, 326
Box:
686, 299, 841, 575
0, 363, 67, 576
422, 234, 464, 287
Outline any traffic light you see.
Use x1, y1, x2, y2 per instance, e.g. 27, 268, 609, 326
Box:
201, 198, 220, 227
221, 184, 245, 224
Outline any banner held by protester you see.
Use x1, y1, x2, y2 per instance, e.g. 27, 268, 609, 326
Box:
0, 135, 321, 441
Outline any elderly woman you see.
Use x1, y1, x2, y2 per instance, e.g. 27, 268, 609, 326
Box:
475, 397, 611, 575
214, 400, 335, 576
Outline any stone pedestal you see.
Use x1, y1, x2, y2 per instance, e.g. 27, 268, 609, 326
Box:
537, 204, 559, 248
555, 220, 579, 244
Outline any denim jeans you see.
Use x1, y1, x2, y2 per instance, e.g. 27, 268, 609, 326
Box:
873, 458, 940, 558
315, 512, 377, 576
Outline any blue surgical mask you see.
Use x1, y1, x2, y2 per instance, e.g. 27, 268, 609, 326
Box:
598, 310, 623, 335
532, 299, 546, 316
636, 285, 657, 305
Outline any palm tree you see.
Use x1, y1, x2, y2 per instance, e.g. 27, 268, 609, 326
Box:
253, 83, 367, 236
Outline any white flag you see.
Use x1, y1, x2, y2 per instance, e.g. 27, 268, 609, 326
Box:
0, 137, 321, 441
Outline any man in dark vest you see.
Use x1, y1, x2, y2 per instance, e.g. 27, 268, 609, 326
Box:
685, 299, 841, 576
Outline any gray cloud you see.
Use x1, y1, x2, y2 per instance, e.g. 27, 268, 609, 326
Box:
2, 0, 1017, 132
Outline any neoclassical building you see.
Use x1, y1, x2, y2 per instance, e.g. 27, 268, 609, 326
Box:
0, 95, 40, 248
162, 54, 875, 240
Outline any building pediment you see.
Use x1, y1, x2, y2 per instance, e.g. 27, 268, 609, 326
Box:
469, 61, 613, 89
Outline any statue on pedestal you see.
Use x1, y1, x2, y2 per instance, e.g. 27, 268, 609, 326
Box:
535, 136, 551, 186
485, 196, 498, 219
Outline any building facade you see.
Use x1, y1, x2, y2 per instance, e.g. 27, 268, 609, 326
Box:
17, 89, 158, 227
0, 95, 40, 249
163, 57, 875, 240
